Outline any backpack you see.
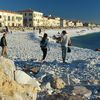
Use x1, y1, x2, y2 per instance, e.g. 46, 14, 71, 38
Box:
0, 38, 2, 46
40, 39, 47, 48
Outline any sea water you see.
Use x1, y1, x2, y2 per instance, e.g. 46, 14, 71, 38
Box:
72, 32, 100, 50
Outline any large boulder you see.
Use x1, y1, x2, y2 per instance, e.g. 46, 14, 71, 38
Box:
15, 70, 41, 91
0, 57, 39, 100
0, 67, 38, 100
0, 56, 16, 80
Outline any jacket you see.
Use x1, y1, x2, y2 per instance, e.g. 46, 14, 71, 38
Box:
0, 36, 7, 47
61, 34, 70, 47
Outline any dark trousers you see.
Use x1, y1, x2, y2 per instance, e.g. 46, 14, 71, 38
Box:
41, 48, 47, 60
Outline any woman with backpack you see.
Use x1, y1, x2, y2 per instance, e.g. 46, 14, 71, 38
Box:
40, 33, 49, 61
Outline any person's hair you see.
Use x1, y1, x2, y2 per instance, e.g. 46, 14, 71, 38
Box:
62, 30, 67, 35
43, 33, 48, 39
3, 33, 6, 36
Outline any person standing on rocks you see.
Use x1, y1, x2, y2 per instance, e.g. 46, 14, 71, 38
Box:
40, 33, 49, 61
39, 28, 41, 34
0, 33, 8, 57
60, 30, 71, 63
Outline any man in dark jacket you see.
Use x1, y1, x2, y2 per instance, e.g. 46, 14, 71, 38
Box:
0, 33, 7, 57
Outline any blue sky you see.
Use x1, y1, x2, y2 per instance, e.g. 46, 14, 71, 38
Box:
0, 0, 100, 24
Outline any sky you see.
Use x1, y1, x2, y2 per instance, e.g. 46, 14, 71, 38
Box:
0, 0, 100, 24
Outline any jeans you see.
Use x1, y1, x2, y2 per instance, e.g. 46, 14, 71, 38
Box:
41, 48, 47, 60
61, 46, 67, 62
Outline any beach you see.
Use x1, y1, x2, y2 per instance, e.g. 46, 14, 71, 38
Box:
0, 27, 100, 99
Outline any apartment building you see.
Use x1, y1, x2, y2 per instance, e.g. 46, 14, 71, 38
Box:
0, 10, 23, 27
42, 16, 49, 27
60, 19, 67, 27
66, 21, 75, 27
18, 9, 43, 27
74, 21, 83, 27
44, 15, 60, 28
88, 23, 96, 27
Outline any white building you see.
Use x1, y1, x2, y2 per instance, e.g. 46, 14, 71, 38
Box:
66, 21, 75, 27
74, 21, 83, 27
45, 16, 60, 28
0, 10, 23, 27
18, 9, 43, 27
55, 17, 60, 27
88, 23, 96, 27
42, 16, 49, 27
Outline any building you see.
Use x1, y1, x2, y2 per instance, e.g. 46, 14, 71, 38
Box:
17, 9, 43, 27
88, 23, 96, 27
60, 19, 67, 27
45, 16, 60, 28
0, 10, 23, 27
55, 17, 60, 27
83, 22, 89, 27
42, 16, 49, 27
74, 21, 83, 27
66, 21, 75, 27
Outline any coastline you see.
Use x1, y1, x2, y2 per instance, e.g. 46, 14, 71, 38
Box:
36, 27, 100, 39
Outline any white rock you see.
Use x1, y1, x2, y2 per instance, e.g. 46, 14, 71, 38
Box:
15, 70, 41, 91
71, 77, 80, 84
45, 82, 53, 95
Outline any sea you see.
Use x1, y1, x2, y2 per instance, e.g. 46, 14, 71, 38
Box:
71, 32, 100, 50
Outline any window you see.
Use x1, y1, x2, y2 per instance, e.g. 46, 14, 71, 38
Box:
29, 24, 32, 27
16, 17, 22, 21
29, 13, 32, 16
12, 23, 15, 27
29, 18, 32, 21
24, 19, 27, 22
25, 13, 27, 16
12, 17, 14, 21
0, 23, 2, 27
8, 16, 10, 21
0, 15, 2, 18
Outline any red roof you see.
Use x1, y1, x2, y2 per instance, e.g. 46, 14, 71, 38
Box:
17, 9, 33, 12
